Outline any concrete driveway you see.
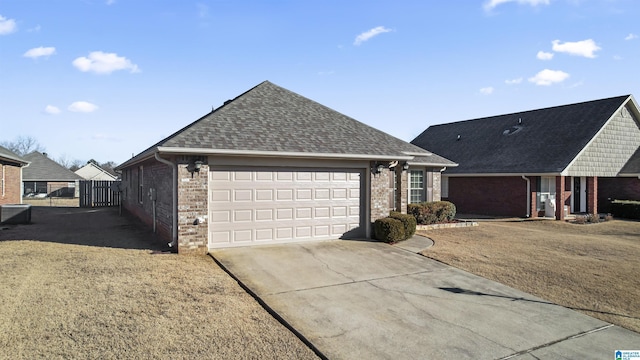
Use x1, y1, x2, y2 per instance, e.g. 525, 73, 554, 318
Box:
210, 239, 640, 359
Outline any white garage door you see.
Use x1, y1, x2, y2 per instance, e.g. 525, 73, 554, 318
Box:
208, 168, 363, 249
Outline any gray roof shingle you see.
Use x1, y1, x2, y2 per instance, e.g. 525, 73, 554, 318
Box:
22, 152, 84, 181
119, 81, 452, 168
0, 145, 28, 165
411, 95, 632, 174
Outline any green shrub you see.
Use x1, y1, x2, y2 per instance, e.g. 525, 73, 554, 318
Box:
389, 212, 416, 240
610, 201, 640, 220
407, 201, 457, 225
373, 217, 405, 243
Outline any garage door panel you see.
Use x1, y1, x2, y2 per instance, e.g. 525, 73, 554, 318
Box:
209, 168, 363, 249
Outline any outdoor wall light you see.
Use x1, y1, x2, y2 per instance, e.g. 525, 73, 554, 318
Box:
402, 162, 410, 171
193, 160, 203, 172
372, 163, 385, 174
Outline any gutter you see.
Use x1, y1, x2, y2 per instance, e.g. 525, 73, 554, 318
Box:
521, 175, 530, 218
20, 161, 31, 203
154, 153, 178, 248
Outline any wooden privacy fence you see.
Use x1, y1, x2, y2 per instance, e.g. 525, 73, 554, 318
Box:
79, 180, 121, 208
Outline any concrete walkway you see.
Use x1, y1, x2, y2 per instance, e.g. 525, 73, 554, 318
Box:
211, 238, 640, 359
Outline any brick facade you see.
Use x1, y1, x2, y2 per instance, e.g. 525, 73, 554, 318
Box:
176, 161, 209, 255
587, 176, 597, 215
370, 165, 393, 222
1, 164, 22, 205
598, 177, 640, 212
120, 158, 173, 247
444, 176, 530, 217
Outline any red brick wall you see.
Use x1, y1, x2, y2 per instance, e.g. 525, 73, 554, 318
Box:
444, 176, 529, 217
598, 177, 640, 212
1, 164, 22, 205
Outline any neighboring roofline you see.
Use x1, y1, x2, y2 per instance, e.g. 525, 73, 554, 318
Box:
442, 172, 563, 177
116, 147, 416, 170
22, 178, 81, 182
561, 95, 636, 174
77, 162, 117, 180
0, 153, 29, 166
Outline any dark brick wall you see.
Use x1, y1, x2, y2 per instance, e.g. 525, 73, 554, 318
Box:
176, 162, 209, 255
598, 177, 640, 212
444, 176, 530, 217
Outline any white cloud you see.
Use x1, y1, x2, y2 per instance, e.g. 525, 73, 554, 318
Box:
528, 69, 569, 86
480, 87, 494, 95
44, 105, 61, 115
68, 101, 98, 113
551, 39, 601, 58
27, 25, 41, 33
484, 0, 550, 11
354, 26, 392, 46
536, 50, 554, 60
625, 33, 637, 41
23, 46, 56, 59
505, 77, 523, 85
72, 51, 140, 74
0, 15, 17, 35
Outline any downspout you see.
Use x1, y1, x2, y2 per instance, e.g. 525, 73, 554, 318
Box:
155, 153, 178, 248
20, 162, 30, 204
521, 175, 530, 218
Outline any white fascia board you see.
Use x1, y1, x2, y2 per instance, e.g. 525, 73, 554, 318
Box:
401, 150, 432, 156
409, 161, 459, 167
157, 146, 414, 161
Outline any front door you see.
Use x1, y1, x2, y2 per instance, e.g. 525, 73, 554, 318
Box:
572, 177, 587, 213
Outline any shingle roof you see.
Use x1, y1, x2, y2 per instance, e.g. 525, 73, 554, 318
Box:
0, 145, 28, 165
619, 147, 640, 175
119, 81, 446, 168
22, 152, 84, 181
411, 95, 632, 174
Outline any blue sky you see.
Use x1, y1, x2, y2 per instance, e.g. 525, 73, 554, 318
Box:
1, 0, 639, 165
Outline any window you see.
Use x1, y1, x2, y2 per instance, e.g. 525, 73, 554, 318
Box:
409, 170, 424, 204
137, 165, 144, 204
536, 176, 556, 211
442, 176, 449, 198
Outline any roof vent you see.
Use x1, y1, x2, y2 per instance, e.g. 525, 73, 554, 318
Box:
223, 99, 233, 106
456, 134, 461, 141
503, 125, 523, 136
518, 117, 522, 125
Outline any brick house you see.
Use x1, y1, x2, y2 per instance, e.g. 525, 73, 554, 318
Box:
115, 81, 455, 254
22, 152, 83, 198
411, 95, 640, 220
0, 145, 29, 205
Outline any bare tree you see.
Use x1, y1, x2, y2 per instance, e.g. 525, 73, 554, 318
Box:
0, 136, 45, 156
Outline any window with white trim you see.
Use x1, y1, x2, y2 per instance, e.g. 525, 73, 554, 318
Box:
409, 170, 425, 204
536, 176, 556, 211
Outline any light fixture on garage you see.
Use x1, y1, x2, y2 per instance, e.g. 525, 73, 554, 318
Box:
373, 163, 385, 174
193, 160, 203, 172
402, 162, 410, 171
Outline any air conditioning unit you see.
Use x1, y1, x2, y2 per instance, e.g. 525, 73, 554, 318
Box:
1, 204, 32, 224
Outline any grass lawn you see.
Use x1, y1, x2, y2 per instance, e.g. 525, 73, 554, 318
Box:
419, 219, 640, 333
0, 207, 318, 359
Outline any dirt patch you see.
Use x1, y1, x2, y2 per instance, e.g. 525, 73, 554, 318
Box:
419, 219, 640, 333
0, 207, 318, 359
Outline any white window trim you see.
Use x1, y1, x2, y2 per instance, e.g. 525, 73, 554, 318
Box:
409, 169, 425, 204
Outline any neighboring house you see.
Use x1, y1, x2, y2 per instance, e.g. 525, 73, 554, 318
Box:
115, 81, 455, 254
22, 152, 84, 198
0, 145, 29, 205
75, 161, 118, 181
411, 95, 640, 220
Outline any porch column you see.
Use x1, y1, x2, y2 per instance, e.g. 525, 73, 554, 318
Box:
587, 176, 598, 215
529, 176, 538, 218
555, 176, 566, 221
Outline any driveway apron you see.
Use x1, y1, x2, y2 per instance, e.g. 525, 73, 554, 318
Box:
210, 240, 640, 359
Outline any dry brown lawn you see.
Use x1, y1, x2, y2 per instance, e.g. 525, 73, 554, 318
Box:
419, 219, 640, 333
0, 207, 318, 360
22, 197, 79, 207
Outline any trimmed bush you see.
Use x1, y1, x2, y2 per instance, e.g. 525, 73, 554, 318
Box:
407, 201, 457, 225
373, 217, 405, 243
389, 212, 417, 240
610, 201, 640, 220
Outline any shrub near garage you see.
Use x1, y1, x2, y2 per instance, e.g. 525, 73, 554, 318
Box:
373, 217, 405, 243
389, 211, 417, 239
407, 201, 456, 225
